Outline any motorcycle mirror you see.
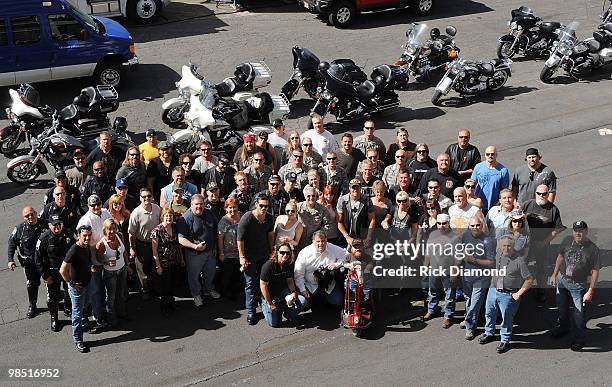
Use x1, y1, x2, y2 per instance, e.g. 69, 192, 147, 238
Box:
446, 25, 457, 37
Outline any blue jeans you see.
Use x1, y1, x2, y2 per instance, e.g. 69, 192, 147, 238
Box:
484, 288, 520, 343
102, 267, 128, 325
427, 276, 456, 318
463, 278, 491, 332
556, 275, 587, 342
261, 288, 307, 327
186, 250, 216, 298
307, 285, 344, 307
69, 283, 90, 344
87, 269, 104, 320
243, 256, 267, 316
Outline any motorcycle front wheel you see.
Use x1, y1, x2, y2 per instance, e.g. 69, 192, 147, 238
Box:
496, 41, 517, 59
7, 161, 41, 184
487, 70, 509, 91
161, 104, 188, 127
431, 90, 443, 105
539, 65, 556, 83
0, 130, 22, 155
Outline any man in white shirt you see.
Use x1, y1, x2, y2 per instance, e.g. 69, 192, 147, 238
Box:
295, 231, 348, 306
268, 119, 288, 149
448, 187, 482, 230
301, 114, 338, 156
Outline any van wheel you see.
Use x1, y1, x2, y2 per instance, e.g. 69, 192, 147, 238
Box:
128, 0, 162, 23
94, 60, 124, 88
412, 0, 434, 15
330, 1, 356, 28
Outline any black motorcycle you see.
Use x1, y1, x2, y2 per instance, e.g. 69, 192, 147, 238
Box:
6, 113, 133, 184
0, 84, 120, 155
497, 6, 562, 59
393, 23, 460, 84
431, 58, 513, 105
311, 61, 400, 122
280, 46, 368, 102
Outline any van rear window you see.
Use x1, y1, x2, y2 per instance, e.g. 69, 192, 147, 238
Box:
11, 16, 41, 45
0, 19, 7, 46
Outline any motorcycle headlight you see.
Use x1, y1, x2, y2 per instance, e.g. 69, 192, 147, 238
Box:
510, 21, 517, 30
558, 42, 573, 55
31, 138, 40, 147
321, 90, 332, 100
449, 62, 462, 74
573, 43, 587, 54
406, 46, 417, 55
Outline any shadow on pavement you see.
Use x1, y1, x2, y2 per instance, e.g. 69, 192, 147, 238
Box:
436, 85, 539, 107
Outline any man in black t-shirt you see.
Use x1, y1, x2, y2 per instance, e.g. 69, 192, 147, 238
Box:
417, 153, 461, 199
237, 195, 275, 325
549, 221, 600, 351
337, 133, 365, 179
445, 129, 481, 185
60, 225, 93, 353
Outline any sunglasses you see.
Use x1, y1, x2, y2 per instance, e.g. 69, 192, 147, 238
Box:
141, 195, 152, 199
327, 157, 337, 160
258, 204, 269, 208
182, 161, 193, 165
89, 203, 102, 207
395, 155, 405, 159
279, 250, 291, 255
220, 162, 230, 166
254, 159, 264, 162
74, 156, 85, 161
397, 199, 408, 203
303, 144, 312, 147
536, 192, 548, 196
458, 135, 470, 139
93, 168, 104, 172
437, 222, 449, 225
270, 182, 280, 186
416, 150, 427, 153
24, 213, 36, 218
286, 209, 296, 214
293, 155, 303, 159
428, 186, 439, 190
367, 156, 377, 160
464, 184, 475, 189
426, 207, 436, 210
364, 126, 375, 130
129, 153, 140, 157
512, 219, 525, 223
485, 153, 496, 156
200, 148, 211, 152
54, 192, 66, 196
469, 224, 482, 228
290, 137, 300, 140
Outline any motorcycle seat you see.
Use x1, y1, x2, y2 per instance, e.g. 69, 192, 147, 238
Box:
540, 22, 561, 34
477, 63, 495, 76
59, 105, 78, 122
587, 39, 601, 53
216, 79, 237, 97
234, 63, 255, 86
356, 80, 376, 98
81, 87, 98, 108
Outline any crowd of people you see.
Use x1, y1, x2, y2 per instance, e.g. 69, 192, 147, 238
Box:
7, 115, 601, 355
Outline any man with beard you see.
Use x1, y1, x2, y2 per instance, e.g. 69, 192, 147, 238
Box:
512, 148, 557, 205
229, 171, 256, 214
407, 143, 437, 193
203, 154, 236, 201
319, 151, 348, 197
297, 186, 333, 250
278, 149, 309, 189
204, 182, 225, 222
243, 151, 272, 194
252, 175, 290, 218
193, 140, 218, 174
522, 184, 565, 302
80, 161, 114, 213
146, 141, 178, 203
445, 129, 481, 185
65, 148, 87, 189
233, 134, 271, 171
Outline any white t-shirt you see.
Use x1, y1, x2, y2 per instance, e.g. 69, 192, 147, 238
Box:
268, 131, 288, 149
448, 203, 481, 230
301, 129, 338, 156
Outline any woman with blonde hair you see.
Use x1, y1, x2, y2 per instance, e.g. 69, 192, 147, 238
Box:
108, 194, 131, 247
274, 199, 304, 249
281, 130, 302, 165
95, 218, 129, 327
464, 178, 484, 208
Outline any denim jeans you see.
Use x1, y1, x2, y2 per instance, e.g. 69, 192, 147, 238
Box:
102, 267, 128, 325
556, 275, 587, 342
427, 276, 456, 318
261, 288, 307, 327
69, 283, 90, 344
463, 278, 491, 332
186, 250, 216, 298
484, 288, 520, 343
243, 256, 267, 315
87, 268, 104, 320
307, 285, 344, 307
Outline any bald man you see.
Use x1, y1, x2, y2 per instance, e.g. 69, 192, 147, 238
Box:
445, 129, 482, 185
8, 207, 46, 318
471, 146, 509, 213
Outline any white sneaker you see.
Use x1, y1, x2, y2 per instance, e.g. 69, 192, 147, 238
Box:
194, 295, 203, 307
204, 290, 221, 299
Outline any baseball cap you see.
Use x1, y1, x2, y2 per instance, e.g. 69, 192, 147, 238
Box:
158, 141, 172, 150
510, 209, 526, 220
73, 148, 85, 157
206, 181, 219, 191
87, 194, 101, 206
286, 172, 297, 182
218, 153, 230, 162
116, 178, 128, 188
525, 148, 540, 157
146, 128, 157, 137
172, 183, 184, 192
572, 220, 588, 231
436, 214, 451, 223
349, 178, 361, 188
258, 131, 269, 139
272, 119, 284, 127
269, 174, 281, 183
55, 170, 67, 179
49, 215, 63, 226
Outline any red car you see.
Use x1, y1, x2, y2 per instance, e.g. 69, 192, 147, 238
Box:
301, 0, 436, 28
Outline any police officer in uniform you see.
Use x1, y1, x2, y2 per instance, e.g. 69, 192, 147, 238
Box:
7, 206, 45, 319
40, 186, 80, 231
35, 215, 75, 331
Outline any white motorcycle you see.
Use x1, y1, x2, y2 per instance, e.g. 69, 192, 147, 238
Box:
161, 62, 272, 127
169, 81, 290, 156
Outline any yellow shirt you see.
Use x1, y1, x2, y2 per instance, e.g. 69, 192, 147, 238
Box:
139, 142, 159, 168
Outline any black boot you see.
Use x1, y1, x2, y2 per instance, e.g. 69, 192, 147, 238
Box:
63, 288, 72, 317
26, 286, 39, 319
48, 302, 60, 332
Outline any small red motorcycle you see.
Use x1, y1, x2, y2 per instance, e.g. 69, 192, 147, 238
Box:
342, 262, 375, 337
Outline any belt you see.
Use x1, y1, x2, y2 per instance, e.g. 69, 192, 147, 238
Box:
136, 239, 152, 245
496, 288, 517, 294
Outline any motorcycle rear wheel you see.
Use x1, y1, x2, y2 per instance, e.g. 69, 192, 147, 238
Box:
7, 161, 41, 184
487, 70, 509, 91
539, 66, 556, 83
0, 131, 22, 155
431, 90, 443, 105
161, 105, 187, 127
496, 41, 517, 59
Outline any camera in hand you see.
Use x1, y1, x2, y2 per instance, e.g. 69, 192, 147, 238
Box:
313, 265, 345, 291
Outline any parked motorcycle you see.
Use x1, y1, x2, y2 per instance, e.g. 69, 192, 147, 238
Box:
393, 23, 460, 83
497, 6, 563, 59
311, 61, 401, 122
161, 62, 272, 127
0, 84, 119, 155
431, 58, 513, 105
6, 113, 133, 184
540, 22, 612, 82
342, 261, 374, 337
603, 0, 612, 24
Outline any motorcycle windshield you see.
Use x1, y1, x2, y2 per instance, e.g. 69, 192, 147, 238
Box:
559, 21, 579, 44
198, 82, 216, 109
407, 23, 428, 47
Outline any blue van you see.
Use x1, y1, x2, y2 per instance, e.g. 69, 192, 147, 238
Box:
0, 0, 138, 88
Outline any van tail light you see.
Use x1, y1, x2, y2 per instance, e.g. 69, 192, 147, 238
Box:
129, 44, 136, 54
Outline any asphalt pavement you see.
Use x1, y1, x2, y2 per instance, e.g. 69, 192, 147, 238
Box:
0, 0, 611, 385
